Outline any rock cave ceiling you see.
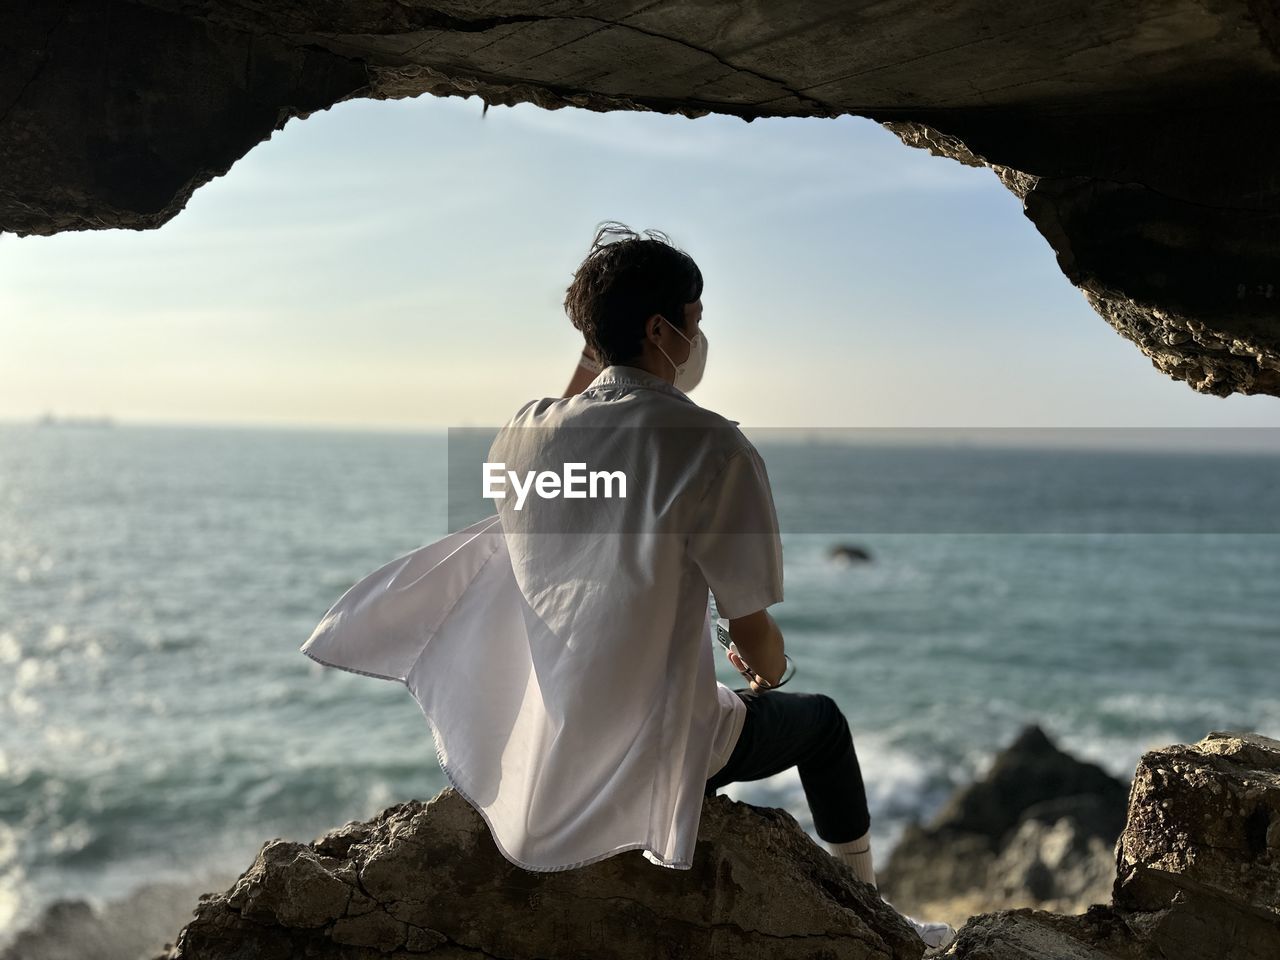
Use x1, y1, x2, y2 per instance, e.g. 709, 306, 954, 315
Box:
3, 1, 1279, 396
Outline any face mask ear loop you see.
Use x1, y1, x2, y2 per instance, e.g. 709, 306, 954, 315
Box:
659, 316, 695, 375
662, 315, 694, 346
655, 341, 680, 380
653, 315, 687, 381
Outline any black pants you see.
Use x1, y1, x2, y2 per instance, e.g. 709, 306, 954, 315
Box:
703, 688, 871, 844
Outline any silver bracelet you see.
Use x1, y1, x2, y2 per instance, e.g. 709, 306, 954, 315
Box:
579, 349, 604, 373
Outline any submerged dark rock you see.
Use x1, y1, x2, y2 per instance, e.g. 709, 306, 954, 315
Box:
3, 3, 1279, 396
830, 544, 874, 564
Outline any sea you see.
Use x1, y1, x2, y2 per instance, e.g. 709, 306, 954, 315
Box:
1, 421, 1278, 947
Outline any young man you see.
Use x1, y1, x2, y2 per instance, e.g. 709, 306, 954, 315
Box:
488, 221, 954, 950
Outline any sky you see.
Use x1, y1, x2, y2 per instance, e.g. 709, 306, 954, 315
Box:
1, 92, 1277, 431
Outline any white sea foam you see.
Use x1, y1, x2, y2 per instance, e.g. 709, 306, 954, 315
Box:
0, 822, 25, 947
0, 632, 21, 665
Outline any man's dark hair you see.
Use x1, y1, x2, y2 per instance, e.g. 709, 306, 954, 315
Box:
563, 221, 703, 365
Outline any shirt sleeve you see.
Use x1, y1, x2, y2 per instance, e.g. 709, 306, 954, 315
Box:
687, 444, 785, 620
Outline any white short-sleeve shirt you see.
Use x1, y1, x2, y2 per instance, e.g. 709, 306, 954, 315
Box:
301, 364, 783, 872
486, 364, 783, 865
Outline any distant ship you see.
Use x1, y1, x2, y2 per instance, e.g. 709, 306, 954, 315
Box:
36, 411, 115, 427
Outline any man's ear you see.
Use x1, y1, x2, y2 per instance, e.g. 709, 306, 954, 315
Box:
644, 313, 665, 344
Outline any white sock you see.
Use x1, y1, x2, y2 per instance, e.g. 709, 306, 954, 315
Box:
827, 828, 876, 887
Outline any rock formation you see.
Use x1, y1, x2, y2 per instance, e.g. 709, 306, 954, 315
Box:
944, 730, 1280, 959
154, 787, 927, 960
144, 728, 1278, 960
829, 544, 874, 564
3, 2, 1279, 396
1106, 730, 1280, 959
880, 725, 1129, 926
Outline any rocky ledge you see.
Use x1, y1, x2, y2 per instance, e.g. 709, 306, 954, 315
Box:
155, 786, 926, 960
140, 729, 1277, 960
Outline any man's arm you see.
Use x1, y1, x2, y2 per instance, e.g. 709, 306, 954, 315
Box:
562, 346, 602, 398
688, 444, 786, 690
725, 608, 787, 690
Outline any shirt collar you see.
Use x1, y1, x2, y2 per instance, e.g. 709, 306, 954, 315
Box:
585, 365, 740, 425
588, 364, 692, 402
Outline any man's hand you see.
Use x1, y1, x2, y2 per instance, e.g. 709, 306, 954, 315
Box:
725, 609, 786, 689
726, 644, 770, 693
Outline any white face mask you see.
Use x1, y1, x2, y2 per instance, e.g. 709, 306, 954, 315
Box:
656, 316, 708, 393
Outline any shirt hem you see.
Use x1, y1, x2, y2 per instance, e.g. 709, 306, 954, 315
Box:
300, 647, 694, 873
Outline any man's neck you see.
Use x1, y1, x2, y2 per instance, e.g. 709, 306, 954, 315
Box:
615, 354, 674, 385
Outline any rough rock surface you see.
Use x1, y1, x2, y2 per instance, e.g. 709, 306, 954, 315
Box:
880, 725, 1129, 928
144, 729, 1280, 960
4, 729, 1248, 959
943, 730, 1280, 960
1109, 730, 1280, 960
154, 787, 927, 960
3, 2, 1279, 396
